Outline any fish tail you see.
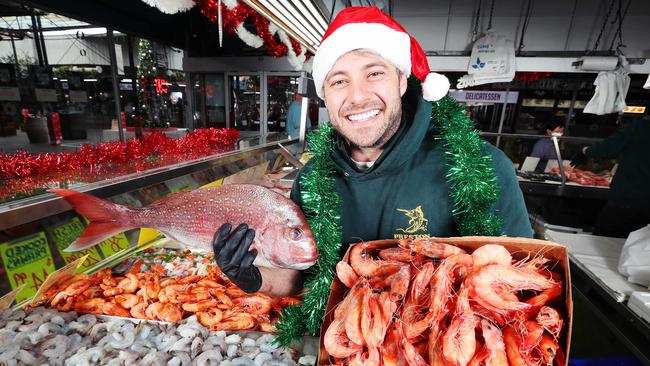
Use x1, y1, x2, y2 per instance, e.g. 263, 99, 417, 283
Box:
50, 189, 136, 252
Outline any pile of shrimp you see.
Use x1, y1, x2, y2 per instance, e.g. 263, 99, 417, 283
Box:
0, 306, 318, 366
325, 239, 567, 366
33, 264, 300, 332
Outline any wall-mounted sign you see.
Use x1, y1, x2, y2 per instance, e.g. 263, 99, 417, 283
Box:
449, 90, 519, 104
0, 86, 20, 101
35, 88, 58, 102
623, 106, 646, 114
69, 90, 88, 103
154, 78, 169, 94
0, 232, 57, 302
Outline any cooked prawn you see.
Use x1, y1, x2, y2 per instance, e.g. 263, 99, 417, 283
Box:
130, 303, 149, 319
114, 294, 139, 309
344, 285, 365, 346
405, 238, 466, 258
470, 264, 556, 315
212, 312, 256, 331
349, 244, 404, 277
196, 308, 223, 328
389, 265, 410, 302
536, 306, 563, 338
324, 318, 363, 358
336, 261, 359, 288
538, 333, 562, 366
51, 280, 92, 306
441, 286, 476, 366
182, 299, 220, 312
158, 303, 182, 322
232, 294, 272, 315
480, 319, 508, 366
472, 244, 512, 271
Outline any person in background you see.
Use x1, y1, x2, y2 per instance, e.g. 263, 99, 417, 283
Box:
285, 94, 312, 139
530, 120, 565, 172
572, 116, 650, 238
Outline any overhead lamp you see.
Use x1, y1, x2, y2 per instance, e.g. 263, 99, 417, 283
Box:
84, 79, 98, 82
242, 0, 327, 53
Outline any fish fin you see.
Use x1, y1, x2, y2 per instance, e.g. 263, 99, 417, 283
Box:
64, 222, 125, 252
51, 189, 134, 252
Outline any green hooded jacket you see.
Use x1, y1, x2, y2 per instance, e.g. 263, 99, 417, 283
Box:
291, 95, 532, 254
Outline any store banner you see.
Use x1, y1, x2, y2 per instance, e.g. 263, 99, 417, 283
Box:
46, 217, 104, 271
0, 86, 20, 101
457, 32, 516, 88
0, 232, 57, 302
449, 90, 519, 104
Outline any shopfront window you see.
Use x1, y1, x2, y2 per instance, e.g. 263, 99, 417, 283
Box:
228, 75, 260, 133
266, 75, 299, 133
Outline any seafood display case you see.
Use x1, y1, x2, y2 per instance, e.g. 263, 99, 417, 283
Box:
0, 138, 319, 365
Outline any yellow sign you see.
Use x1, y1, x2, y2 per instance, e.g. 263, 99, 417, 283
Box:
623, 106, 646, 114
46, 217, 103, 270
31, 255, 88, 303
0, 232, 57, 302
97, 233, 131, 258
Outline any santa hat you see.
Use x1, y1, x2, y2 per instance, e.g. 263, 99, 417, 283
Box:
312, 6, 450, 102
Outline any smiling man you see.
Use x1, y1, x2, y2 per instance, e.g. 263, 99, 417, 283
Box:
211, 7, 531, 297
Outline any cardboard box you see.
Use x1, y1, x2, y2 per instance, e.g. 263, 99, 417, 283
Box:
318, 236, 572, 365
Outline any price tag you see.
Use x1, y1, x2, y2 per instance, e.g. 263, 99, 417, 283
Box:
46, 217, 102, 270
0, 284, 26, 310
97, 233, 131, 258
0, 232, 57, 302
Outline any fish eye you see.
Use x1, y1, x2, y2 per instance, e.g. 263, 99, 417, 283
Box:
291, 228, 302, 240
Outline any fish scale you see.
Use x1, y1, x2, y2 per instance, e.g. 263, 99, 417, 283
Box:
51, 184, 318, 270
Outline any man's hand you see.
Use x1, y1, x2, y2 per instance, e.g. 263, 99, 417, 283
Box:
212, 223, 262, 293
570, 146, 589, 168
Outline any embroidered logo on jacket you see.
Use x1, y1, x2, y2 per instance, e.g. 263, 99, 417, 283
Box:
396, 205, 429, 234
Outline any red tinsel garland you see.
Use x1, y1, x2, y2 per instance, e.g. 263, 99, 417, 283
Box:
0, 128, 239, 201
193, 0, 310, 60
0, 128, 239, 179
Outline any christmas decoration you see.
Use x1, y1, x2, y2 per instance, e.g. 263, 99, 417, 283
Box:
193, 0, 310, 70
0, 128, 240, 202
311, 6, 449, 102
141, 0, 194, 14
275, 81, 502, 345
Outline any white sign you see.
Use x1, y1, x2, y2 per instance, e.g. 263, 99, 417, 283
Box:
0, 87, 20, 101
69, 90, 88, 103
35, 88, 58, 102
449, 90, 519, 104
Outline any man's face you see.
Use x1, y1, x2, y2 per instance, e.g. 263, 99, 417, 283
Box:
323, 50, 408, 150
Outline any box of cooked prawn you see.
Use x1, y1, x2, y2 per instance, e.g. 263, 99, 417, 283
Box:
318, 237, 572, 366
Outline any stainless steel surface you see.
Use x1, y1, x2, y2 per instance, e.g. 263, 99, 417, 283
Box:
495, 87, 510, 148
299, 96, 308, 153
552, 136, 567, 184
479, 132, 604, 143
277, 143, 304, 169
0, 141, 292, 230
107, 28, 125, 142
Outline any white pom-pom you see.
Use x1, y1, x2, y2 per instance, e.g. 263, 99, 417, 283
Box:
421, 72, 450, 101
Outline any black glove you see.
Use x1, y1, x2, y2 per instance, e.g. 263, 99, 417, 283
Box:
212, 223, 262, 293
570, 149, 588, 168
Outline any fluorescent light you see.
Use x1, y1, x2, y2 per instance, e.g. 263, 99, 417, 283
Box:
302, 0, 328, 32
84, 79, 98, 82
293, 0, 327, 35
262, 0, 319, 46
59, 79, 68, 82
121, 78, 133, 83
273, 1, 323, 43
42, 27, 122, 37
178, 84, 187, 87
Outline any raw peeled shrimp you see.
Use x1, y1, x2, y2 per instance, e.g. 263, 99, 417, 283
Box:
41, 334, 70, 362
168, 351, 192, 366
194, 350, 224, 366
109, 322, 136, 349
67, 314, 97, 334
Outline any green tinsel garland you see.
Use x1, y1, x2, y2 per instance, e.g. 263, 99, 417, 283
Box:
432, 96, 503, 236
275, 94, 503, 345
275, 123, 343, 346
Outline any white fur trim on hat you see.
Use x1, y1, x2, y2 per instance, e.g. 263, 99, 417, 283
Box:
422, 72, 450, 102
313, 23, 411, 100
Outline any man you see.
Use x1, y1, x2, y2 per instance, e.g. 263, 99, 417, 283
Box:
530, 120, 565, 172
212, 7, 532, 296
285, 94, 312, 139
572, 117, 650, 238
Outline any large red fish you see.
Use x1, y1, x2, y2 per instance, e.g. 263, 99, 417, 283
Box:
51, 184, 318, 270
